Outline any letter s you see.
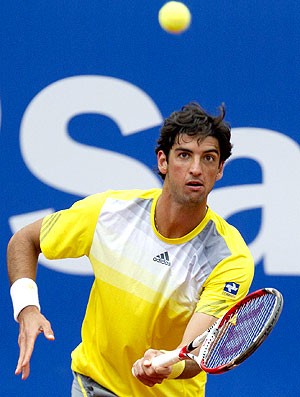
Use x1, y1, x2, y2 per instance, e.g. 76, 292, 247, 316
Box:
20, 75, 163, 196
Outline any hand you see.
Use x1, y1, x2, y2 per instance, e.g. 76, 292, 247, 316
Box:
132, 349, 172, 387
15, 306, 55, 380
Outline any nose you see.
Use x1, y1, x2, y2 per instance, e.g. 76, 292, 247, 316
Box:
189, 159, 202, 176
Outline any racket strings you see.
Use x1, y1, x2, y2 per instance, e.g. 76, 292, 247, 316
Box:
203, 294, 277, 369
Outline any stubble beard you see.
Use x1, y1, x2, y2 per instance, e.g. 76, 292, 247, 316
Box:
170, 182, 207, 208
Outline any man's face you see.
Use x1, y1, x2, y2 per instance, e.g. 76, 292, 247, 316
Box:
158, 134, 224, 206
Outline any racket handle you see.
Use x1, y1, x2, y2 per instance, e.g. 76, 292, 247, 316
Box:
151, 348, 182, 369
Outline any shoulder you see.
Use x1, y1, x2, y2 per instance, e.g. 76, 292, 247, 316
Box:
101, 188, 162, 201
207, 207, 246, 242
70, 188, 161, 208
206, 208, 253, 267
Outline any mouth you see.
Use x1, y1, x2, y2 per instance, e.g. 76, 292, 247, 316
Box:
186, 180, 204, 190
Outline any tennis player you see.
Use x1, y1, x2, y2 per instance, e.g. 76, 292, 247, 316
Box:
7, 102, 254, 396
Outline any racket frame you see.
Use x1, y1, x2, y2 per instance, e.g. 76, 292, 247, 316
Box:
200, 287, 283, 374
151, 288, 283, 374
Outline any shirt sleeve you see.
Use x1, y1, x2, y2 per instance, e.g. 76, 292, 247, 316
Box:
40, 193, 106, 259
195, 252, 254, 318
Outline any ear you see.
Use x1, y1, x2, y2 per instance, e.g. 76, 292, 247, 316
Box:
216, 162, 224, 181
157, 150, 168, 175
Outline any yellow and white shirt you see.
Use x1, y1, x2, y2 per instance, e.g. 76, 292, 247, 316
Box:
40, 188, 254, 397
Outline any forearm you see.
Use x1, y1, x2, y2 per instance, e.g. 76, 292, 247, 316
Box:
176, 359, 201, 379
7, 222, 42, 285
7, 219, 54, 380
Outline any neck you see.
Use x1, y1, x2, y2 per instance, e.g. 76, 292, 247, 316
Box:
155, 195, 208, 238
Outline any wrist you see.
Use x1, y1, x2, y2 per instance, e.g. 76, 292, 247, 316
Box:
10, 278, 41, 322
159, 350, 186, 379
168, 360, 186, 379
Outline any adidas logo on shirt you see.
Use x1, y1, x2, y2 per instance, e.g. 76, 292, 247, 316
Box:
153, 251, 171, 266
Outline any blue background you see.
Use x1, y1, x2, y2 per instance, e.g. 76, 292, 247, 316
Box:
1, 1, 299, 395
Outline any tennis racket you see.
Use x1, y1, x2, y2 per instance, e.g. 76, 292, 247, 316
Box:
152, 288, 283, 374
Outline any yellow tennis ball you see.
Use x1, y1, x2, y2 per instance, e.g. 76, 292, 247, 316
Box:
158, 2, 191, 34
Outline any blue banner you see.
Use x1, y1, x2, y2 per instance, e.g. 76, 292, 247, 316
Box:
1, 1, 299, 395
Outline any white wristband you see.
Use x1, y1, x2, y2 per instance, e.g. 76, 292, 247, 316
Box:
10, 278, 41, 322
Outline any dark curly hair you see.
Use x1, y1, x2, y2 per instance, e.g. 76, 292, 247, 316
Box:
155, 102, 232, 179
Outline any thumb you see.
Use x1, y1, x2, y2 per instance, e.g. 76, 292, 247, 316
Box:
39, 325, 55, 340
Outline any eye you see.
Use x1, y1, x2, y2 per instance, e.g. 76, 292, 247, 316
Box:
178, 152, 191, 159
204, 154, 217, 162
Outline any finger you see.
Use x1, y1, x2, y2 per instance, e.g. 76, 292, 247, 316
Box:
142, 361, 170, 377
15, 360, 30, 380
39, 325, 55, 340
153, 365, 172, 376
133, 371, 163, 387
143, 359, 151, 367
15, 328, 54, 379
16, 320, 46, 374
132, 362, 166, 385
15, 354, 30, 378
15, 332, 35, 376
136, 374, 165, 387
21, 362, 30, 380
15, 331, 29, 375
15, 359, 24, 376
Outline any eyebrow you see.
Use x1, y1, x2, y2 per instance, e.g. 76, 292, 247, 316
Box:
174, 147, 220, 155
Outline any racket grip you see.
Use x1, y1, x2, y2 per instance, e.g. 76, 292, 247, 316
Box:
151, 348, 182, 369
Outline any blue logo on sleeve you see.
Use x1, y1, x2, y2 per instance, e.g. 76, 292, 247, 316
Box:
223, 282, 240, 296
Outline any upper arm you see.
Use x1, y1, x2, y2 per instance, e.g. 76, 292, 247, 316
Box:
9, 218, 43, 253
28, 218, 43, 252
40, 195, 102, 259
195, 253, 254, 319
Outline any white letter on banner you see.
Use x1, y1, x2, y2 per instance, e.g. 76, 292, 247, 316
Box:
20, 75, 162, 196
209, 128, 300, 275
